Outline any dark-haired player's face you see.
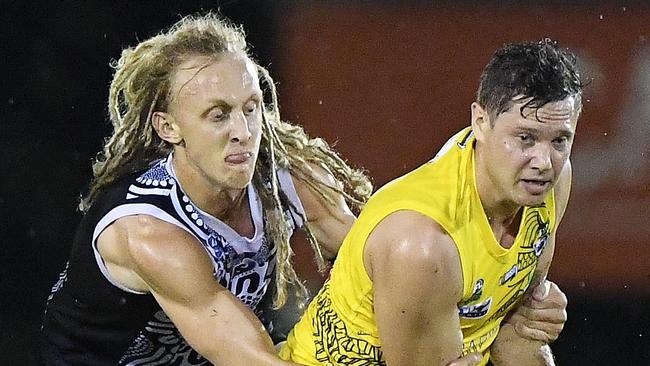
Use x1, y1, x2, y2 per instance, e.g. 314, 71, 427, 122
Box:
166, 53, 263, 191
479, 96, 579, 207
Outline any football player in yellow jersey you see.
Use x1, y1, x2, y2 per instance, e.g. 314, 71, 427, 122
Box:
280, 38, 581, 366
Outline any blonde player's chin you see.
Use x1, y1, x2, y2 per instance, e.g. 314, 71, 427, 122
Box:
225, 172, 256, 189
225, 161, 256, 174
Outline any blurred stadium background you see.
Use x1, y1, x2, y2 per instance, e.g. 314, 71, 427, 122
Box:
1, 1, 648, 364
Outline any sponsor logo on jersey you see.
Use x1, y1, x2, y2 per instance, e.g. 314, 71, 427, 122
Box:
459, 297, 492, 319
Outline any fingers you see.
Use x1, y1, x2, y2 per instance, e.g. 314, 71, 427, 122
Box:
525, 296, 567, 309
515, 306, 567, 324
513, 317, 564, 343
506, 281, 568, 343
447, 353, 482, 366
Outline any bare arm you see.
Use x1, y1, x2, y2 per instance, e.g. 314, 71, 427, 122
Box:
97, 215, 299, 366
365, 210, 466, 366
295, 170, 480, 366
490, 162, 572, 366
292, 163, 356, 260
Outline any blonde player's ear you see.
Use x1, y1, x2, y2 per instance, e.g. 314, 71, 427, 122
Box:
470, 102, 490, 142
152, 111, 183, 144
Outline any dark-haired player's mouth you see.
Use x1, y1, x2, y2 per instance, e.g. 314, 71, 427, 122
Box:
520, 179, 550, 194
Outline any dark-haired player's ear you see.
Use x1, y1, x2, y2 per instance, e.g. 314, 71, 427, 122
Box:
152, 112, 183, 144
470, 102, 490, 141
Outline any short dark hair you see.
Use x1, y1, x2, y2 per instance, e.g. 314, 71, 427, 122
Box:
477, 38, 583, 121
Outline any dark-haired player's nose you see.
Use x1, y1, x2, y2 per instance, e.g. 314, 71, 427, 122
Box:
229, 110, 251, 144
529, 142, 553, 173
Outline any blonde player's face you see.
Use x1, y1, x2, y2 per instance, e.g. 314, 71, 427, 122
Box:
481, 96, 579, 207
166, 53, 263, 191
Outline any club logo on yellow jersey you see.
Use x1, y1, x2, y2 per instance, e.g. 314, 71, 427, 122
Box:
533, 231, 548, 256
500, 264, 518, 285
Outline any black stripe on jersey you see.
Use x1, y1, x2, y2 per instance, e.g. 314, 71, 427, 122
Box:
457, 129, 474, 149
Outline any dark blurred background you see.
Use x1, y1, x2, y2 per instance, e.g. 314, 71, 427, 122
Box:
1, 0, 648, 364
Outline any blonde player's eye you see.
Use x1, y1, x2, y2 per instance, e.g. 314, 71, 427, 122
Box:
244, 99, 260, 115
208, 107, 228, 122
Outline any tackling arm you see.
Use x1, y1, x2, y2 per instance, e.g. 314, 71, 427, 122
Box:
98, 215, 300, 366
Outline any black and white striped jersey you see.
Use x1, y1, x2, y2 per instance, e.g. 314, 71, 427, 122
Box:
41, 154, 305, 365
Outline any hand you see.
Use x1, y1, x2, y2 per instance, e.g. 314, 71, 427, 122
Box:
447, 353, 482, 366
505, 280, 568, 343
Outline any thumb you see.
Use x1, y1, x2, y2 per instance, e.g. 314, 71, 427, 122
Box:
533, 280, 549, 301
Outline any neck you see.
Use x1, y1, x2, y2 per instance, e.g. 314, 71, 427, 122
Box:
171, 155, 248, 220
475, 165, 522, 249
474, 151, 521, 230
479, 188, 521, 229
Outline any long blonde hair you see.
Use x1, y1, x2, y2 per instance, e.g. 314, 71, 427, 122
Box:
82, 13, 371, 308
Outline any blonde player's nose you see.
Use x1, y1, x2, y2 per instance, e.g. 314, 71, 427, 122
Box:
229, 111, 251, 143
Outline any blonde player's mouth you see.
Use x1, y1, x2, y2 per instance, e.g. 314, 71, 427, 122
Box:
225, 152, 252, 165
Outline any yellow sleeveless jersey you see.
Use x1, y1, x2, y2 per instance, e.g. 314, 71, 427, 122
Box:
280, 127, 556, 366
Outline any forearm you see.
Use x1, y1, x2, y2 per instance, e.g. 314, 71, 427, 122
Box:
154, 290, 298, 366
490, 324, 555, 366
383, 334, 464, 366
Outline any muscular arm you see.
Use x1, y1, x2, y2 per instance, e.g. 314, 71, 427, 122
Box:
365, 210, 466, 366
490, 162, 572, 366
292, 163, 356, 260
97, 215, 298, 366
294, 170, 481, 366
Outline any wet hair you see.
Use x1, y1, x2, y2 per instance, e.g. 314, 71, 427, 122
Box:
81, 12, 372, 309
476, 38, 583, 122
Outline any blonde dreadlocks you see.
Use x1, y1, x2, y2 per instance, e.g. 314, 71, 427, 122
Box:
81, 12, 371, 309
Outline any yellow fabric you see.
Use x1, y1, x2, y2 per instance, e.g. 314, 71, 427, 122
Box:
280, 127, 556, 366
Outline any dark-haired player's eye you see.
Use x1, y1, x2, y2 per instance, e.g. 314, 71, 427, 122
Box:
552, 136, 569, 150
519, 134, 533, 144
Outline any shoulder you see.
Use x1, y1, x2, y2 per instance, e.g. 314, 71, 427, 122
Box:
99, 215, 209, 291
290, 162, 344, 218
85, 172, 141, 210
365, 210, 463, 296
367, 210, 458, 261
290, 163, 339, 198
123, 215, 204, 266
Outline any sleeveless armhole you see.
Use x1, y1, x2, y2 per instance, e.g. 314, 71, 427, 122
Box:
92, 203, 200, 294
